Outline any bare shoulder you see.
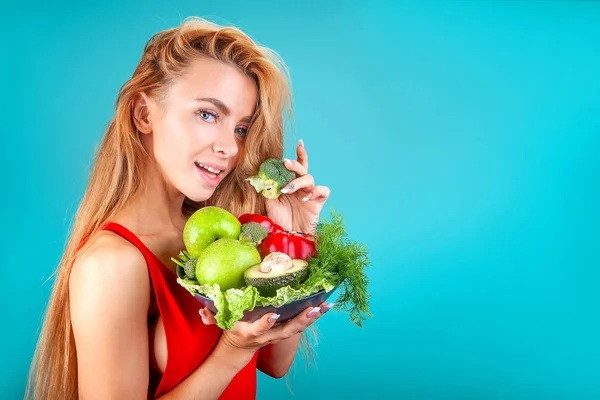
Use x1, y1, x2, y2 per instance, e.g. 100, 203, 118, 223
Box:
70, 230, 151, 317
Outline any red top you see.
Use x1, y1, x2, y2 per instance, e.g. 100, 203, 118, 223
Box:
102, 222, 258, 399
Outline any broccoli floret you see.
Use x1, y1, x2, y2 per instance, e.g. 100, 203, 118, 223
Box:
171, 250, 198, 280
239, 222, 269, 245
246, 158, 297, 199
184, 257, 198, 280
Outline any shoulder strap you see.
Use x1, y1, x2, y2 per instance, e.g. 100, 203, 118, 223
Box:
102, 222, 151, 256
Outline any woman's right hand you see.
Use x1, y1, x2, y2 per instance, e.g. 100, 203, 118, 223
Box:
200, 305, 324, 352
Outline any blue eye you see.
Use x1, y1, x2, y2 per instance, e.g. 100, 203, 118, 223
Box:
235, 127, 248, 138
197, 110, 217, 123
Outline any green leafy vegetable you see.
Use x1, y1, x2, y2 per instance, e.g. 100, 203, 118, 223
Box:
306, 210, 372, 327
178, 278, 334, 329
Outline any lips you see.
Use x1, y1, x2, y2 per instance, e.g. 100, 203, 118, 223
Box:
195, 161, 226, 186
195, 162, 223, 174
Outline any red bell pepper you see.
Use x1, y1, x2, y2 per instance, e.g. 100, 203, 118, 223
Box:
258, 231, 317, 261
238, 214, 317, 261
238, 214, 284, 234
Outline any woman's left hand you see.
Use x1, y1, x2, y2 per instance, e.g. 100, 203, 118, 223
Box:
265, 140, 330, 233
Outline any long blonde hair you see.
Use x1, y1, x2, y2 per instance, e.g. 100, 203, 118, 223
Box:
27, 17, 295, 399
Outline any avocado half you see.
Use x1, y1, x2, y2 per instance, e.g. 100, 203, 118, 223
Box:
244, 259, 309, 297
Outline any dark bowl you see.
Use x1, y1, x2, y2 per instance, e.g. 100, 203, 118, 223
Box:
178, 265, 337, 323
194, 286, 338, 323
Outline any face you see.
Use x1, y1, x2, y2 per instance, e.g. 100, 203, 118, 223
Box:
142, 56, 258, 202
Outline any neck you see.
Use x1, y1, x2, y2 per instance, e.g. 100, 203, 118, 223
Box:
116, 161, 187, 236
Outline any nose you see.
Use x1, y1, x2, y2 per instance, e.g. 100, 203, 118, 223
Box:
212, 127, 239, 159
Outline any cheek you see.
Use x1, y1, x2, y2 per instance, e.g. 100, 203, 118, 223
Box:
152, 119, 191, 172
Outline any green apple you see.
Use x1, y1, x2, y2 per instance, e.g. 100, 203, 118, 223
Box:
183, 206, 242, 258
195, 238, 261, 290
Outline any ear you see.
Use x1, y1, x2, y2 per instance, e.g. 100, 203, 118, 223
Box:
131, 92, 153, 134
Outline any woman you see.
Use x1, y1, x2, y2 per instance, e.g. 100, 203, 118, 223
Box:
27, 17, 332, 399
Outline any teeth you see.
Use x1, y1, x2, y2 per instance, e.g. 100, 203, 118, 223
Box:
197, 163, 221, 174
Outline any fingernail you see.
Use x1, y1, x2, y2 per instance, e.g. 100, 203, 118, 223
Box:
284, 158, 292, 164
199, 309, 206, 318
302, 193, 313, 202
307, 307, 321, 319
299, 139, 304, 147
281, 184, 293, 194
322, 302, 335, 313
269, 314, 281, 323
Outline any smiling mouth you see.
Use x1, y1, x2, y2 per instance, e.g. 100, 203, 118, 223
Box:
195, 162, 223, 178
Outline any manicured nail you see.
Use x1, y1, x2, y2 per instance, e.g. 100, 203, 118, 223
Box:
199, 309, 206, 318
269, 314, 281, 323
302, 193, 313, 202
322, 302, 335, 313
281, 184, 293, 194
299, 139, 304, 147
284, 158, 292, 164
307, 307, 321, 319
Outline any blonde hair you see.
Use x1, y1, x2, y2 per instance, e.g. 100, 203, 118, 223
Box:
27, 17, 297, 399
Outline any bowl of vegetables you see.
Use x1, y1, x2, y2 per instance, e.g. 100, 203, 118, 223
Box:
174, 159, 371, 330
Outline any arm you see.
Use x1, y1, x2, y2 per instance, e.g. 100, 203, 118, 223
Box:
70, 232, 152, 399
156, 338, 254, 399
257, 302, 333, 378
162, 310, 325, 398
257, 334, 302, 378
199, 303, 333, 380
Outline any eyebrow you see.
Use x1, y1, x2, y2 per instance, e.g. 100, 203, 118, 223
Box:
194, 97, 252, 123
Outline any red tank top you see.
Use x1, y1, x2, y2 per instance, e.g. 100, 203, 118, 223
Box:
102, 222, 258, 399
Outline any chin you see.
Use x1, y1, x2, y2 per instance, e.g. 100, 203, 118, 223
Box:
181, 170, 231, 203
185, 189, 216, 203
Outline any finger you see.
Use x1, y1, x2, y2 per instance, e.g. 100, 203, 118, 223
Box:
284, 306, 323, 335
319, 301, 335, 314
199, 307, 218, 325
262, 306, 322, 342
280, 174, 315, 195
283, 158, 308, 176
249, 312, 281, 336
296, 139, 309, 171
300, 185, 331, 202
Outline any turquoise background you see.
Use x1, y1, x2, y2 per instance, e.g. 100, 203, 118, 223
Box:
2, 1, 600, 399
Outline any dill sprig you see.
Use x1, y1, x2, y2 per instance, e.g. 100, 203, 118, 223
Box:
306, 210, 372, 327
